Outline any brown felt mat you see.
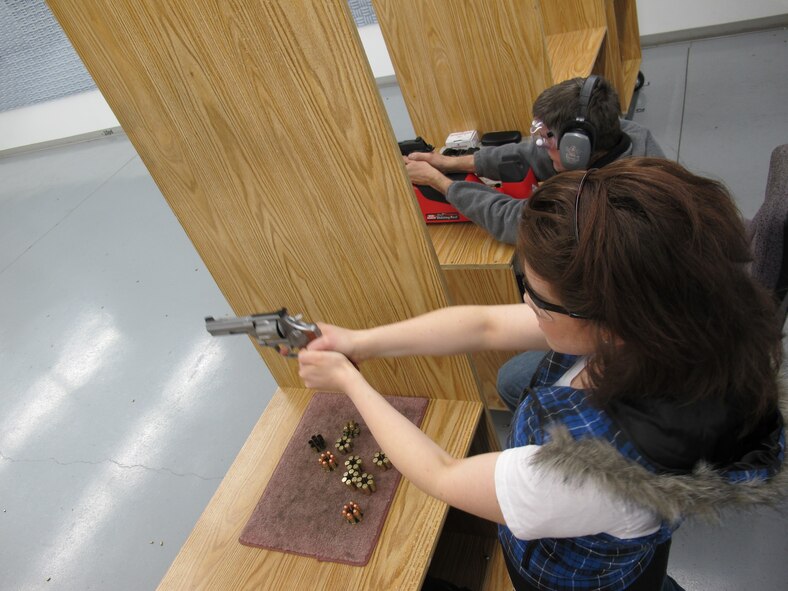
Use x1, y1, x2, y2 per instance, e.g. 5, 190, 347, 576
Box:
239, 391, 429, 565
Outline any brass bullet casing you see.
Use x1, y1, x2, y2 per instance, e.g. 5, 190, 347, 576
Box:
342, 420, 361, 438
372, 451, 391, 470
341, 470, 359, 487
308, 434, 326, 452
335, 435, 354, 454
358, 472, 376, 494
344, 455, 362, 473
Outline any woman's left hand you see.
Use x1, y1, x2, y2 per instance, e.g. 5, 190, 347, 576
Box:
298, 349, 361, 392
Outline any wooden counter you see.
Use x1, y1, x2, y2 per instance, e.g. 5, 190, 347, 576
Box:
157, 388, 494, 590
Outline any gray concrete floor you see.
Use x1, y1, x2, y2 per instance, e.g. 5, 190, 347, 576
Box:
1, 27, 787, 591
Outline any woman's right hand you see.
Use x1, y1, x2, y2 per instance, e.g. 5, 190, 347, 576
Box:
307, 323, 367, 363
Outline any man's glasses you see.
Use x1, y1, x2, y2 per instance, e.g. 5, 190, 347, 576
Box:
530, 119, 557, 150
521, 274, 589, 319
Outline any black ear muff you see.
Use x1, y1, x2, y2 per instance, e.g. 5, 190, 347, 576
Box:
558, 76, 600, 170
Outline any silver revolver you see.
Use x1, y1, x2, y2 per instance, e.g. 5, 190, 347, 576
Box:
204, 308, 321, 356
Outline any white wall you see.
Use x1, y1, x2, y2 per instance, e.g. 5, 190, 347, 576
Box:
358, 24, 395, 80
0, 89, 120, 153
637, 0, 787, 37
2, 1, 785, 152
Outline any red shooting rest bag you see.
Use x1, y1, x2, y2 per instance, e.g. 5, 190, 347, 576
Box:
413, 168, 537, 224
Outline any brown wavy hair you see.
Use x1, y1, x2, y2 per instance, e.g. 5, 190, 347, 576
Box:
518, 158, 781, 431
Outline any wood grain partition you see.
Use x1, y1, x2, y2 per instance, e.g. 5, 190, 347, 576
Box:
538, 0, 615, 86
375, 0, 641, 138
539, 0, 642, 111
47, 3, 515, 588
47, 0, 481, 401
610, 0, 643, 111
427, 224, 521, 410
372, 0, 553, 148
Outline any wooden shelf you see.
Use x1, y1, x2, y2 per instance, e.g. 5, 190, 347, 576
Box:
545, 27, 607, 82
428, 223, 515, 269
157, 387, 484, 590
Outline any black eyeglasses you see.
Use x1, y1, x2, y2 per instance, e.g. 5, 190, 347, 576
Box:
521, 275, 590, 319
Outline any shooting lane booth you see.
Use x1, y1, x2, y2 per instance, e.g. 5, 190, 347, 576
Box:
47, 0, 641, 588
373, 0, 642, 410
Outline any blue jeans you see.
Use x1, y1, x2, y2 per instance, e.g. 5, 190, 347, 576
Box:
496, 350, 547, 411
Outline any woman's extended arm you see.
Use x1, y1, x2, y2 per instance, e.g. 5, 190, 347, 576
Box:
310, 304, 547, 363
298, 349, 505, 524
297, 305, 546, 523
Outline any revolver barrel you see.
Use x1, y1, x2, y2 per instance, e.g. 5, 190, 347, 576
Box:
204, 308, 319, 356
204, 314, 280, 338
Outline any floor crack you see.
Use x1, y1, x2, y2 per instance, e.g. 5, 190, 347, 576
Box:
0, 450, 221, 481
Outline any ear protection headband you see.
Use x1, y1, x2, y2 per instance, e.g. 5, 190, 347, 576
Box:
558, 75, 600, 170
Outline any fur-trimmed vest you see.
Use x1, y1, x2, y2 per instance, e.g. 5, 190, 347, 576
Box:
500, 352, 786, 591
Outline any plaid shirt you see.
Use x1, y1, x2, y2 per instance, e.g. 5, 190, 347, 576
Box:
499, 351, 673, 591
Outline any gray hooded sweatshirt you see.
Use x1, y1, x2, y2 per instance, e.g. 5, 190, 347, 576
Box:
445, 119, 666, 244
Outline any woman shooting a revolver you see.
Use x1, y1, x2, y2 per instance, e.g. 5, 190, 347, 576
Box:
299, 158, 785, 591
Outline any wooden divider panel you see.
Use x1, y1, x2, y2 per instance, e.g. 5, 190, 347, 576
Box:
539, 0, 642, 111
612, 0, 643, 112
373, 0, 552, 147
47, 0, 481, 400
539, 0, 607, 36
539, 0, 617, 89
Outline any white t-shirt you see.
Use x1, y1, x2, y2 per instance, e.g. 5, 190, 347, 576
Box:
494, 356, 661, 541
